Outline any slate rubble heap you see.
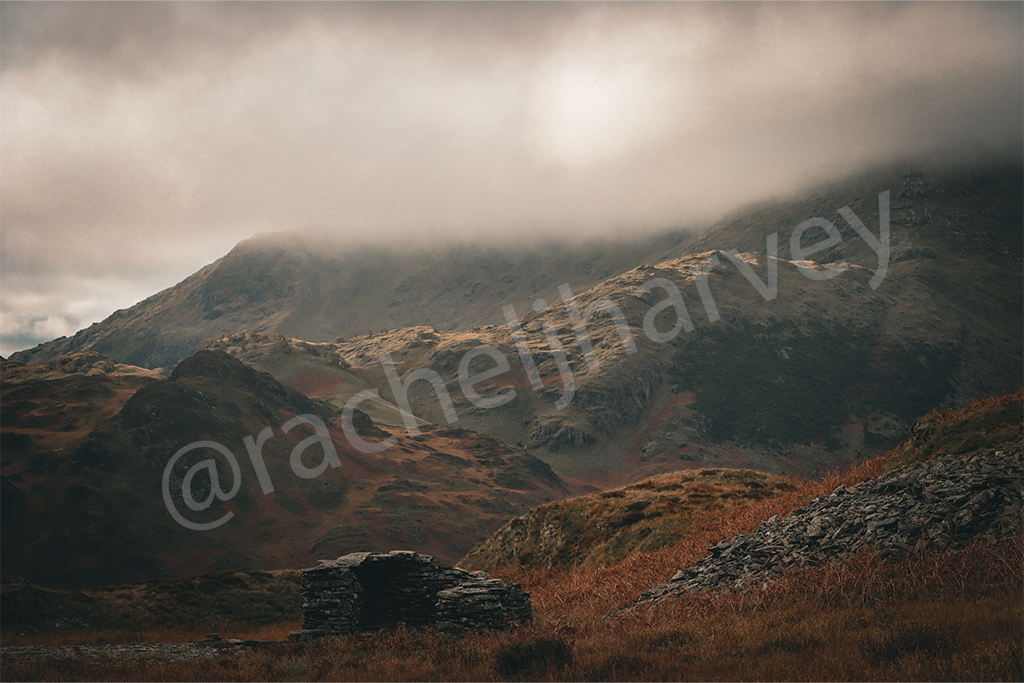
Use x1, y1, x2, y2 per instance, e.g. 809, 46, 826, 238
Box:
292, 550, 531, 639
634, 448, 1022, 608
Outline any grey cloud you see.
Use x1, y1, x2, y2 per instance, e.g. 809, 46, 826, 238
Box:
0, 1, 1021, 355
0, 1, 587, 78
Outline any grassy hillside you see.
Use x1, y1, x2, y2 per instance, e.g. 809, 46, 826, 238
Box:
496, 390, 1021, 627
460, 468, 798, 576
1, 570, 301, 638
883, 388, 1024, 468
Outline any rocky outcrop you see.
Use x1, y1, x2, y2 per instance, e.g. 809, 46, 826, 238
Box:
54, 351, 115, 374
574, 363, 660, 436
292, 550, 531, 639
528, 418, 596, 451
630, 448, 1022, 609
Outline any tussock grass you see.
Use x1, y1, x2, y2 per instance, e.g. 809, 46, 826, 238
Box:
461, 467, 799, 576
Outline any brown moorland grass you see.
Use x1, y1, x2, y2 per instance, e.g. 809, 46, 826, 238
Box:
885, 387, 1023, 468
0, 570, 302, 641
3, 536, 1020, 681
935, 386, 1023, 424
461, 467, 800, 576
517, 454, 890, 619
0, 621, 301, 648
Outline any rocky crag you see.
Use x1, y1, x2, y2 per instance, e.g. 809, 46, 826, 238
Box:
629, 447, 1022, 610
293, 550, 531, 639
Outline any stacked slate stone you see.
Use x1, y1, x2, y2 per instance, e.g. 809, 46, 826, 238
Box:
297, 553, 366, 636
435, 578, 533, 633
631, 447, 1022, 610
292, 550, 531, 640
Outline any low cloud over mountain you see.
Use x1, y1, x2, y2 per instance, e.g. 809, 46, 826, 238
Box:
2, 2, 1022, 356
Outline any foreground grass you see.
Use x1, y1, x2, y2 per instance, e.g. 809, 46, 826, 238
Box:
3, 536, 1021, 681
0, 570, 301, 639
5, 550, 1019, 682
0, 621, 300, 648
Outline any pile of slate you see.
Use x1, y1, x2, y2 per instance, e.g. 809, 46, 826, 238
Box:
633, 447, 1022, 608
291, 550, 531, 640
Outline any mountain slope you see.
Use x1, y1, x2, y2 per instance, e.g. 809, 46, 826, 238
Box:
9, 235, 684, 370
196, 161, 1022, 485
470, 161, 1021, 480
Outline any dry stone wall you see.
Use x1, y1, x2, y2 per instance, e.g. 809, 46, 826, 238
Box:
631, 447, 1022, 609
292, 550, 531, 639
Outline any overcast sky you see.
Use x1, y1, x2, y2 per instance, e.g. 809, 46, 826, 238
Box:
1, 1, 1021, 357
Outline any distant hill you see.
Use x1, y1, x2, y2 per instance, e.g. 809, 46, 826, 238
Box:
460, 467, 799, 576
0, 351, 571, 589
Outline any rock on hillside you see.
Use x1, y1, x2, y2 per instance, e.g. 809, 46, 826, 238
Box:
629, 446, 1022, 611
294, 550, 531, 639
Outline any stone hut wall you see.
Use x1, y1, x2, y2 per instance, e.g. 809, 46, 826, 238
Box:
293, 550, 531, 639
